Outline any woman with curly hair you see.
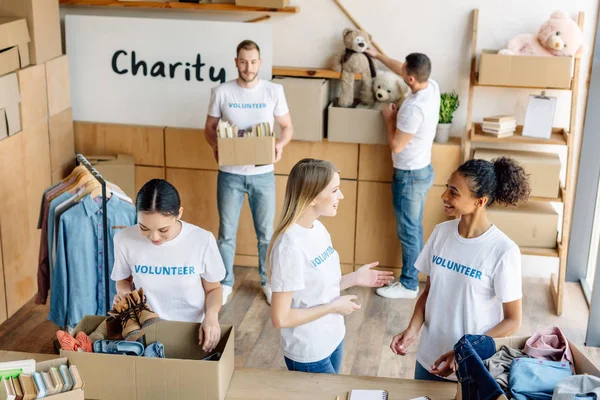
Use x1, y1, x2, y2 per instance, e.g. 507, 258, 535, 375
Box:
387, 157, 531, 382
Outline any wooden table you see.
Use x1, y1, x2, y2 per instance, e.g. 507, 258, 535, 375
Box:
226, 368, 457, 400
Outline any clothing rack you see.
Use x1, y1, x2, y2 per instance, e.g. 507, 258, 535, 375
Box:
75, 154, 111, 314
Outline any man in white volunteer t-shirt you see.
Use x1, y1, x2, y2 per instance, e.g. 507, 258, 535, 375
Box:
365, 51, 440, 299
204, 40, 294, 306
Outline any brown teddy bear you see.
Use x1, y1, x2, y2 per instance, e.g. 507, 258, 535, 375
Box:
330, 28, 378, 108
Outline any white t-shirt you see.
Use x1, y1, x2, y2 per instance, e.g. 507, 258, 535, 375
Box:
111, 221, 226, 323
415, 219, 522, 381
270, 220, 345, 363
393, 79, 440, 171
208, 79, 289, 176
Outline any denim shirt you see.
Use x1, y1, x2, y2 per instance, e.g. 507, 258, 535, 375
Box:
49, 194, 136, 327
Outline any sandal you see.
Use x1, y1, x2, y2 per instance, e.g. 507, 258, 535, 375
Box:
92, 340, 144, 356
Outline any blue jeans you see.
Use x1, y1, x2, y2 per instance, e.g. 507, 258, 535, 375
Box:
284, 340, 344, 374
392, 165, 434, 290
217, 170, 275, 287
455, 334, 504, 400
509, 357, 572, 400
415, 361, 452, 382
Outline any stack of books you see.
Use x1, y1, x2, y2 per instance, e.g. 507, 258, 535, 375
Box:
217, 120, 273, 138
481, 115, 516, 138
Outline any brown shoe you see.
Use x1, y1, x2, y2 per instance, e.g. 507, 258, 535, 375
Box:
108, 296, 144, 341
89, 316, 123, 342
128, 288, 160, 328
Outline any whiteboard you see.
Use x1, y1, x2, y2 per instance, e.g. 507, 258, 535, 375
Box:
65, 15, 273, 129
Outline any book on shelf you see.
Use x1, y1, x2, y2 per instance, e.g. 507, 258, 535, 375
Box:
482, 120, 517, 130
483, 114, 516, 123
483, 130, 514, 139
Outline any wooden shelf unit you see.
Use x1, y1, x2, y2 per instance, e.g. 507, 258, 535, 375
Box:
464, 9, 585, 316
58, 0, 300, 13
272, 66, 361, 80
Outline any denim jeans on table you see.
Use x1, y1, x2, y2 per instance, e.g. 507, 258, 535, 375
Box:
217, 170, 275, 287
455, 334, 505, 400
392, 164, 434, 290
509, 357, 573, 400
284, 340, 344, 374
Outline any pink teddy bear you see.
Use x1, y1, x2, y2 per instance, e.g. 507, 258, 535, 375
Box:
499, 11, 585, 57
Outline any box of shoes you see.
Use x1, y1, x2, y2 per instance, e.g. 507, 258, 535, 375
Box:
455, 336, 600, 400
62, 315, 235, 400
0, 351, 85, 399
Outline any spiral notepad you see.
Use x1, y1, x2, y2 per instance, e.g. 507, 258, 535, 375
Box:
348, 390, 389, 400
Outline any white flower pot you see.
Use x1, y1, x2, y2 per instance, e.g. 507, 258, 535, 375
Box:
435, 123, 452, 143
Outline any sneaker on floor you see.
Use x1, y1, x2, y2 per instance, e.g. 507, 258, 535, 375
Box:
376, 282, 418, 299
222, 285, 233, 306
262, 284, 272, 305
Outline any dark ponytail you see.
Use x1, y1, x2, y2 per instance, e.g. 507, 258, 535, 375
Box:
457, 157, 531, 207
136, 179, 181, 217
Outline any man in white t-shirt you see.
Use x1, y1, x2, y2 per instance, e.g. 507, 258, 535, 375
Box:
204, 40, 294, 306
365, 51, 440, 299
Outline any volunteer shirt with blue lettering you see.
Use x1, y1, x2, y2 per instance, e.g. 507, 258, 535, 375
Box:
208, 79, 289, 176
415, 219, 522, 380
110, 221, 226, 323
270, 220, 345, 363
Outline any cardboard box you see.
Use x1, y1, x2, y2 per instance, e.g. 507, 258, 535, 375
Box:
487, 201, 558, 248
49, 108, 75, 184
456, 336, 600, 400
272, 77, 329, 142
473, 149, 561, 199
0, 352, 85, 400
327, 102, 387, 145
235, 0, 289, 8
478, 50, 574, 89
62, 316, 234, 400
85, 154, 135, 199
0, 73, 21, 140
45, 55, 71, 117
17, 63, 47, 129
0, 0, 62, 65
218, 136, 275, 167
0, 17, 30, 76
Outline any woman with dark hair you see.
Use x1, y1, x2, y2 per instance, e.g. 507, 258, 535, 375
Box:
388, 157, 531, 382
110, 179, 225, 352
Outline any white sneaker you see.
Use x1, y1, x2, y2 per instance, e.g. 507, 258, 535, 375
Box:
262, 284, 272, 305
376, 282, 418, 299
222, 284, 233, 306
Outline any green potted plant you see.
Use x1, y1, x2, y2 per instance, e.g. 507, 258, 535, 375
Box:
436, 90, 460, 143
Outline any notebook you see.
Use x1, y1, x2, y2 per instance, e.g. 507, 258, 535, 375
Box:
348, 390, 389, 400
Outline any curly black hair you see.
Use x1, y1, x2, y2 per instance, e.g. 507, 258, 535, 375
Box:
457, 157, 531, 207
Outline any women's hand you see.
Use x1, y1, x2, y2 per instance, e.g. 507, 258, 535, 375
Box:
332, 295, 361, 316
354, 262, 394, 287
430, 350, 457, 378
112, 291, 130, 307
199, 313, 221, 352
390, 327, 418, 355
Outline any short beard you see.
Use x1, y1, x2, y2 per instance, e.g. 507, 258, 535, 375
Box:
238, 71, 258, 83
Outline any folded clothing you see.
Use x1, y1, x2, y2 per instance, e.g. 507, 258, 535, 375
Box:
524, 327, 574, 373
510, 357, 573, 400
455, 334, 504, 400
484, 345, 531, 395
144, 342, 165, 358
552, 375, 600, 400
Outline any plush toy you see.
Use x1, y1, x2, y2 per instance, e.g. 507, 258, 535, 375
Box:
356, 70, 410, 110
498, 11, 585, 57
330, 28, 378, 107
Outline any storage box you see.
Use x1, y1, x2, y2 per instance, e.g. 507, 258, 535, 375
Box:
85, 154, 135, 199
62, 316, 234, 400
0, 352, 85, 400
327, 102, 387, 145
218, 136, 275, 167
45, 55, 71, 117
473, 149, 561, 199
0, 17, 30, 76
478, 50, 574, 89
0, 0, 62, 65
235, 0, 289, 8
487, 201, 558, 248
456, 336, 600, 400
0, 73, 21, 140
272, 77, 329, 142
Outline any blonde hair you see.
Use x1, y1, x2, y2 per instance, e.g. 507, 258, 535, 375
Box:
266, 158, 339, 278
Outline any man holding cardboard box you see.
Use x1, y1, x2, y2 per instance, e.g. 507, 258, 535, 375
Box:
204, 40, 293, 306
366, 50, 440, 300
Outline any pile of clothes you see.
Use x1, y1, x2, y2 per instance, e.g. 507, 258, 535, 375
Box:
454, 327, 600, 400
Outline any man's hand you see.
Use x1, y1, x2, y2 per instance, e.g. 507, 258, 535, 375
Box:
383, 103, 398, 125
275, 142, 284, 163
365, 47, 381, 60
212, 146, 219, 163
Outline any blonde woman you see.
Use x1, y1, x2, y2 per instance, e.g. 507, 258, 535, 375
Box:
269, 158, 394, 374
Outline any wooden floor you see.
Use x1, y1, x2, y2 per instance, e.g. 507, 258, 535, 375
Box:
0, 266, 598, 378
